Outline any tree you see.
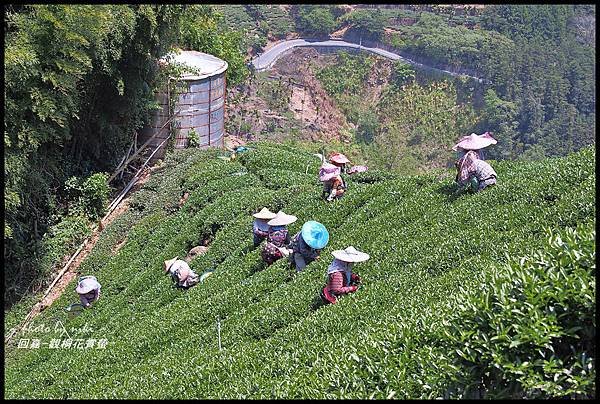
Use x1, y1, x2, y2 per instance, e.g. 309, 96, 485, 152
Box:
480, 89, 520, 160
294, 5, 337, 37
342, 9, 387, 40
4, 4, 185, 305
177, 5, 248, 86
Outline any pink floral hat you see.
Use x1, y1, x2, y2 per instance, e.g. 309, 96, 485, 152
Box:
319, 163, 341, 182
452, 132, 497, 151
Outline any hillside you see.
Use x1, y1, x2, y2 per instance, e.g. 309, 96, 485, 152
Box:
4, 143, 595, 399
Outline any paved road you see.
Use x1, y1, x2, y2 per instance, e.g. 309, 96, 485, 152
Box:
251, 38, 485, 83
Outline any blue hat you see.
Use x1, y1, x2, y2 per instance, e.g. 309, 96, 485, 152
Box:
301, 221, 329, 249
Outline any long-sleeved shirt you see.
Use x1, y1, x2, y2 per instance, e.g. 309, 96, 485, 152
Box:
323, 176, 346, 197
291, 232, 319, 260
471, 159, 497, 182
326, 259, 359, 296
456, 151, 497, 185
79, 289, 100, 307
267, 225, 290, 247
253, 218, 270, 237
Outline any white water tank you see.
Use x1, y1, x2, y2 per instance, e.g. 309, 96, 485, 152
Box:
141, 50, 228, 160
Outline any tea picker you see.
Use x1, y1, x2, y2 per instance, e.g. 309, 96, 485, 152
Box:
453, 132, 498, 193
319, 163, 346, 202
261, 211, 296, 265
75, 275, 101, 309
289, 221, 329, 272
164, 257, 200, 289
321, 246, 369, 304
252, 207, 277, 247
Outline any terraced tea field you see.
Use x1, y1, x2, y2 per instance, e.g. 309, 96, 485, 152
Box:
4, 143, 595, 399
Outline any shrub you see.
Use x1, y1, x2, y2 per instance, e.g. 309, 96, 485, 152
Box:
39, 215, 91, 273
64, 173, 110, 221
187, 129, 200, 148
437, 223, 596, 399
294, 5, 338, 37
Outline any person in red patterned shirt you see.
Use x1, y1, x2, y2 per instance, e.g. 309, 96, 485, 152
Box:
321, 246, 370, 304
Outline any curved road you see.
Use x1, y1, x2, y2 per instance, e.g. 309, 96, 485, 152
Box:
251, 38, 485, 83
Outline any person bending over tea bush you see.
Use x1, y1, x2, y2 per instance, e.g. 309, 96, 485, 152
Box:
321, 246, 369, 304
289, 221, 329, 272
164, 257, 200, 289
252, 207, 277, 247
453, 132, 498, 193
319, 162, 347, 201
75, 276, 101, 308
262, 211, 296, 265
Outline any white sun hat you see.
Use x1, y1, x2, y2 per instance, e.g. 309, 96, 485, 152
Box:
267, 211, 298, 226
252, 207, 277, 219
332, 246, 370, 263
75, 276, 101, 294
163, 257, 179, 273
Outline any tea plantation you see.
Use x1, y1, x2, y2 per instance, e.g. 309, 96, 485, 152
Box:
4, 143, 595, 399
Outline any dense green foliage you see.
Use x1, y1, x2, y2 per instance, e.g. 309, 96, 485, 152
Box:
293, 5, 338, 37
340, 8, 387, 40
378, 5, 595, 160
246, 5, 296, 41
4, 4, 249, 307
438, 224, 595, 398
178, 5, 248, 86
316, 52, 477, 174
216, 5, 296, 53
477, 5, 595, 160
5, 143, 595, 399
316, 51, 376, 126
4, 4, 182, 303
375, 80, 478, 173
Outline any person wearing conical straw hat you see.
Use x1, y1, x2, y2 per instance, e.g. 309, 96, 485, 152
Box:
453, 132, 498, 192
164, 257, 200, 289
321, 246, 369, 304
453, 131, 497, 160
261, 211, 297, 265
328, 152, 351, 174
319, 162, 346, 202
252, 207, 277, 247
75, 276, 101, 308
289, 221, 329, 272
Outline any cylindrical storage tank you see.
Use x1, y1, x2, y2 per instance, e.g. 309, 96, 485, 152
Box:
140, 50, 228, 162
170, 51, 228, 149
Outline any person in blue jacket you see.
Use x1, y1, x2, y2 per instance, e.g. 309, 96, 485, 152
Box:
289, 221, 329, 272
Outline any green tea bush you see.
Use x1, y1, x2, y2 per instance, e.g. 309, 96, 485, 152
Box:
4, 144, 595, 399
436, 223, 595, 399
64, 173, 110, 221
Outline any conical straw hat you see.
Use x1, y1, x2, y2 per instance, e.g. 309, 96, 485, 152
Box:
163, 257, 179, 273
329, 153, 350, 164
252, 207, 277, 219
452, 132, 497, 151
332, 246, 370, 263
267, 211, 297, 226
